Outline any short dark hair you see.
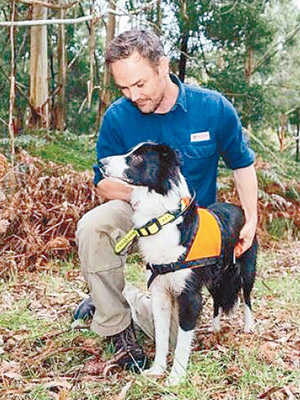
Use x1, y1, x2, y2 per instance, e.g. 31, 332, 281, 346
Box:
105, 30, 165, 67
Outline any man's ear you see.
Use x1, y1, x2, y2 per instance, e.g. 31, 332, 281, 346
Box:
158, 56, 169, 78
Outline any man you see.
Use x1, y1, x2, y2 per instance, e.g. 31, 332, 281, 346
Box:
75, 30, 258, 371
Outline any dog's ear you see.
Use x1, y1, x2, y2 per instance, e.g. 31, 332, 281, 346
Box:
148, 144, 181, 195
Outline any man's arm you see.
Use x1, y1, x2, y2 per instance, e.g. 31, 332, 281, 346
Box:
233, 164, 258, 256
95, 178, 133, 203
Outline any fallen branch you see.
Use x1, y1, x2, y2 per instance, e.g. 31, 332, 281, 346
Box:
32, 345, 99, 363
39, 326, 89, 341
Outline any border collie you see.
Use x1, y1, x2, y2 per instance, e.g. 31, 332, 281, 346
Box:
99, 143, 257, 386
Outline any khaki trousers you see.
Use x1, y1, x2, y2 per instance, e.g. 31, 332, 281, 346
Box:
76, 200, 178, 343
75, 200, 154, 338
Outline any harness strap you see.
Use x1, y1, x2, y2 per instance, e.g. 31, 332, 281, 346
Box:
114, 194, 195, 255
146, 257, 221, 288
114, 213, 176, 254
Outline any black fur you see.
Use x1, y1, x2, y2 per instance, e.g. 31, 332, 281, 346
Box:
177, 201, 257, 331
125, 143, 181, 195
101, 142, 257, 334
177, 289, 202, 331
123, 143, 257, 333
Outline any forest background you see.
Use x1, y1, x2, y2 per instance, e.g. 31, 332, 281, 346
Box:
0, 1, 299, 399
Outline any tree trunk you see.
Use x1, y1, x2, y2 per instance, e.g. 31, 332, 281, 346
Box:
179, 32, 189, 82
245, 47, 254, 84
278, 114, 287, 152
56, 2, 66, 131
87, 16, 95, 110
154, 0, 162, 34
99, 0, 116, 119
296, 109, 300, 162
28, 4, 49, 128
8, 0, 16, 166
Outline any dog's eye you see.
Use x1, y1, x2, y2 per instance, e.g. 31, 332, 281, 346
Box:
131, 155, 143, 167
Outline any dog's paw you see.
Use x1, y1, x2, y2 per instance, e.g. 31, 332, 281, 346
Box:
165, 373, 185, 386
244, 321, 254, 333
165, 365, 187, 386
243, 304, 254, 333
210, 316, 221, 333
244, 309, 254, 333
143, 364, 165, 379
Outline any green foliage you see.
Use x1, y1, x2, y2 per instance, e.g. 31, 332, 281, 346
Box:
0, 2, 106, 137
205, 0, 275, 50
0, 1, 30, 133
251, 129, 300, 180
0, 298, 40, 332
267, 217, 299, 240
125, 253, 146, 289
0, 130, 96, 171
30, 132, 96, 171
0, 0, 300, 141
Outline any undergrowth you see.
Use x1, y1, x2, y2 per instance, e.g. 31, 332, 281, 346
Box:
0, 128, 299, 398
0, 244, 299, 399
0, 130, 96, 172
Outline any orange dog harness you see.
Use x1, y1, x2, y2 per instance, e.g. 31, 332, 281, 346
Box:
146, 207, 224, 287
185, 208, 222, 262
113, 195, 227, 288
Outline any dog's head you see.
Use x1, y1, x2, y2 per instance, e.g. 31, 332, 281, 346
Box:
99, 142, 182, 195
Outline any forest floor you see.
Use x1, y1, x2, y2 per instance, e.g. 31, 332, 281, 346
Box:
0, 241, 299, 400
0, 147, 299, 399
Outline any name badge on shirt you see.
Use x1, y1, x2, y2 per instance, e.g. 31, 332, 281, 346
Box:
190, 131, 210, 142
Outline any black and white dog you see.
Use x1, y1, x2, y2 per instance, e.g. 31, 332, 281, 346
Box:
99, 142, 257, 386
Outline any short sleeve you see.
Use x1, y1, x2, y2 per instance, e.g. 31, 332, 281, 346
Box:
217, 96, 255, 169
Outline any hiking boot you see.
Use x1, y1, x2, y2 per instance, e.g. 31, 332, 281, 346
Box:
73, 295, 95, 321
107, 321, 148, 372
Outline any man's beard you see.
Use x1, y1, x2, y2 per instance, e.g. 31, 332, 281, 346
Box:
133, 92, 164, 115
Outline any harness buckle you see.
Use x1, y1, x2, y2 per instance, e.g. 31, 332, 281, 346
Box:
146, 264, 155, 273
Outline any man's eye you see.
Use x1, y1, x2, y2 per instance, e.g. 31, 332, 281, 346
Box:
137, 83, 144, 88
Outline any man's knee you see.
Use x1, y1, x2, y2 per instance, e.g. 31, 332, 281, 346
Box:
76, 200, 133, 274
77, 200, 132, 236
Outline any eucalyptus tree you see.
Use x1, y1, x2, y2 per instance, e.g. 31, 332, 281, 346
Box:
172, 1, 275, 128
261, 0, 300, 156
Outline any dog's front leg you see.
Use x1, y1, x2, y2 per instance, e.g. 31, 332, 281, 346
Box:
167, 327, 194, 386
167, 290, 201, 386
143, 287, 171, 378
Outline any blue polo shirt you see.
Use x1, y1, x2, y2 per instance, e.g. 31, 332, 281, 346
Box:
95, 75, 255, 207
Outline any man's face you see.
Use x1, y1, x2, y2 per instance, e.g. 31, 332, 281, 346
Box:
110, 51, 168, 114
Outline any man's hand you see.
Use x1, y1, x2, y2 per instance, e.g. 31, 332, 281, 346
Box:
235, 218, 257, 257
95, 177, 133, 203
233, 164, 258, 257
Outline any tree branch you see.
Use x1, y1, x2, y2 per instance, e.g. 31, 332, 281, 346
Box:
0, 2, 152, 28
16, 0, 79, 10
0, 14, 99, 27
252, 24, 300, 75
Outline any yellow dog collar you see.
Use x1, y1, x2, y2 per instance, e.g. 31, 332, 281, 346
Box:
114, 197, 193, 255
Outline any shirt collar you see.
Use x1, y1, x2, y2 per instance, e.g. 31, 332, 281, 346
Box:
170, 74, 188, 113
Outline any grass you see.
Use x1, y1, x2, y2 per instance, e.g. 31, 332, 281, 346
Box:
0, 130, 96, 171
0, 244, 299, 400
